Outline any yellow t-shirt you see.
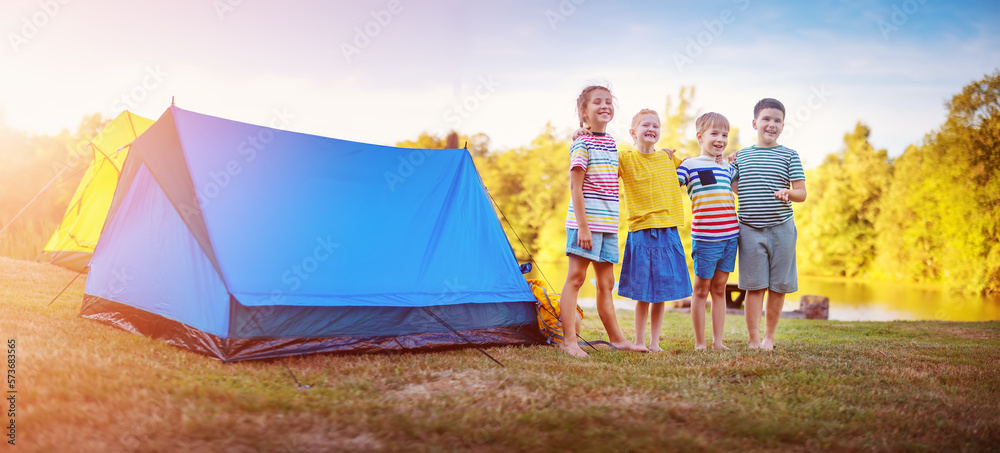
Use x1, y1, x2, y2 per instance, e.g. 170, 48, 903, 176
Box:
618, 149, 686, 232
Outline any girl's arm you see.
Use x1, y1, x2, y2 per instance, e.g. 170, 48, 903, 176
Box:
569, 167, 592, 250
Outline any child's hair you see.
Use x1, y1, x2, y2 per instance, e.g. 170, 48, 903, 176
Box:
576, 85, 613, 128
753, 98, 785, 119
695, 112, 730, 133
630, 109, 660, 130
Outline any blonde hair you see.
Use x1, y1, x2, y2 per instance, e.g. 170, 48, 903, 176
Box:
576, 85, 613, 128
630, 109, 660, 130
695, 112, 730, 133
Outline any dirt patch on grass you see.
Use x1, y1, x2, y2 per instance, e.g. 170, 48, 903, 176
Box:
388, 369, 531, 400
933, 325, 1000, 341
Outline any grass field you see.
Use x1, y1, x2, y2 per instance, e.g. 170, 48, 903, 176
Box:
2, 256, 999, 452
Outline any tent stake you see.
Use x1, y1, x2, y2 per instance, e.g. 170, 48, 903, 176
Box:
47, 271, 84, 307
243, 309, 311, 389
421, 307, 505, 367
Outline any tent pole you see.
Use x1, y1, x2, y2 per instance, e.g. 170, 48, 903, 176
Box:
0, 145, 89, 237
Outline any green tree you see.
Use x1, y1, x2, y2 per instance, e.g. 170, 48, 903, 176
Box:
798, 123, 891, 277
873, 71, 1000, 293
477, 123, 569, 265
0, 113, 110, 259
658, 86, 700, 158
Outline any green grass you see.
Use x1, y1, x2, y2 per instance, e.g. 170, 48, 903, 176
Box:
2, 256, 999, 452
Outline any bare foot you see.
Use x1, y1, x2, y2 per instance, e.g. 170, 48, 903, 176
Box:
747, 342, 764, 349
712, 343, 730, 351
761, 339, 775, 350
695, 344, 707, 350
613, 341, 650, 353
649, 345, 663, 352
560, 343, 589, 358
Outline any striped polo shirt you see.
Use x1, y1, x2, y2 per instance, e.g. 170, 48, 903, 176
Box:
565, 133, 619, 233
732, 145, 806, 228
677, 156, 738, 241
618, 149, 685, 232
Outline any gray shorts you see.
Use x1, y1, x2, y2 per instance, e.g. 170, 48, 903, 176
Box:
738, 220, 798, 293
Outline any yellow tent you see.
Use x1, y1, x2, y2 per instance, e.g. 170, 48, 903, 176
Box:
40, 111, 154, 271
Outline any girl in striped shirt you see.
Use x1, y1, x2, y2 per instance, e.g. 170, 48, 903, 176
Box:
560, 85, 647, 358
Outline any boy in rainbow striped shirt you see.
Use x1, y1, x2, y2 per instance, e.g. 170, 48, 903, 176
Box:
677, 112, 738, 350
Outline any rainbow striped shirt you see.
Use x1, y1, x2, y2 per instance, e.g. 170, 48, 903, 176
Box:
565, 133, 619, 233
677, 156, 738, 241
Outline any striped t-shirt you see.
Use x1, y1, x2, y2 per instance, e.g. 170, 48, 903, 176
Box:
565, 133, 619, 233
732, 145, 806, 228
618, 149, 685, 232
677, 156, 738, 241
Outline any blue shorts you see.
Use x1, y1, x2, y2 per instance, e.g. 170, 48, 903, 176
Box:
692, 238, 738, 279
617, 227, 692, 302
738, 220, 798, 293
565, 228, 619, 263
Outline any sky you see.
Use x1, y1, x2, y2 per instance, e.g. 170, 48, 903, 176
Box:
1, 0, 998, 168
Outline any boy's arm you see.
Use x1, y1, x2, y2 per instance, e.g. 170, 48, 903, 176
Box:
775, 179, 807, 202
569, 167, 593, 250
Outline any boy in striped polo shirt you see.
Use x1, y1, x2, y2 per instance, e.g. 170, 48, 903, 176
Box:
678, 112, 738, 350
732, 98, 807, 350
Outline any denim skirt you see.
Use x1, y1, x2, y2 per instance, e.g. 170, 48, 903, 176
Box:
618, 227, 692, 302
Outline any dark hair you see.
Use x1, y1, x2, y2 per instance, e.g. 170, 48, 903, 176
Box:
753, 98, 785, 119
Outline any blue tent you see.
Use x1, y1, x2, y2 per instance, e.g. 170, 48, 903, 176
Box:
82, 106, 542, 361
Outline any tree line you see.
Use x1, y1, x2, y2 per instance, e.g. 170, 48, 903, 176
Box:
797, 72, 999, 294
1, 73, 997, 294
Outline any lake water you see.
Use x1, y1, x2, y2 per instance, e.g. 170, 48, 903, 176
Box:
523, 262, 1000, 322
